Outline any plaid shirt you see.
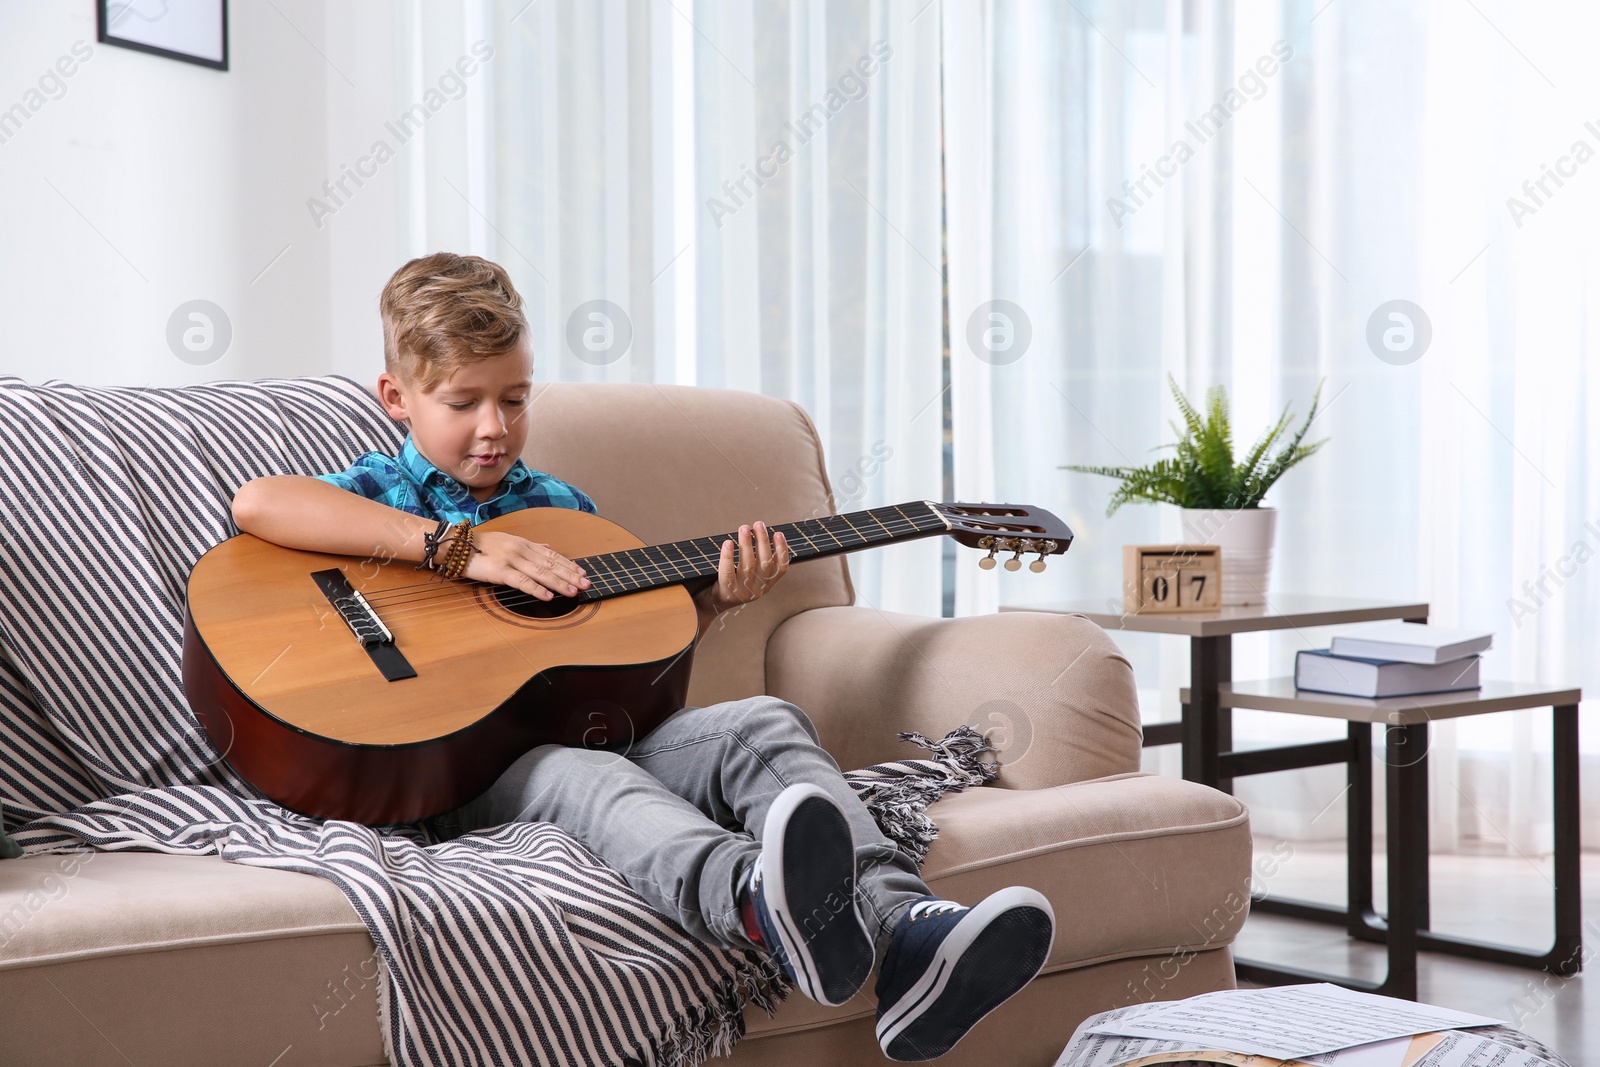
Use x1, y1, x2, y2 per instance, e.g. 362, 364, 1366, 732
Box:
314, 433, 597, 524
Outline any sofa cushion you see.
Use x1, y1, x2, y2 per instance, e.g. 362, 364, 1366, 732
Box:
919, 772, 1253, 967
0, 852, 363, 965
0, 852, 385, 1067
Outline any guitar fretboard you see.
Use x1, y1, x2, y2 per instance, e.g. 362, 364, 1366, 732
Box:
573, 501, 947, 600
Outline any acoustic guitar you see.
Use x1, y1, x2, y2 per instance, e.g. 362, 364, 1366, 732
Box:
183, 501, 1073, 824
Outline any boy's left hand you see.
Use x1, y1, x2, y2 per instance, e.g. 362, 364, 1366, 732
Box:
708, 521, 790, 614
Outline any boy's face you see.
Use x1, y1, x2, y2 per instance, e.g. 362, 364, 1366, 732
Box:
376, 340, 534, 503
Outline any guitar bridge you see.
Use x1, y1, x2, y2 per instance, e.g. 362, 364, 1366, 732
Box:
310, 569, 417, 681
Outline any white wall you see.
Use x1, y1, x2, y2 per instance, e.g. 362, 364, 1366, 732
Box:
0, 1, 404, 388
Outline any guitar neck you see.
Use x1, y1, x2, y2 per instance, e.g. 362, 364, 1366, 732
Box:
572, 501, 949, 600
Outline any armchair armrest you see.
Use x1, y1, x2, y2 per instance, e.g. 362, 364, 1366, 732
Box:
766, 606, 1142, 791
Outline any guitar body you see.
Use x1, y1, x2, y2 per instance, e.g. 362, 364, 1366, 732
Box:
183, 508, 699, 824
184, 496, 1074, 825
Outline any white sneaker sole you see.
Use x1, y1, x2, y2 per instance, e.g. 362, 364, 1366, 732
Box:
875, 886, 1055, 1060
760, 783, 874, 1006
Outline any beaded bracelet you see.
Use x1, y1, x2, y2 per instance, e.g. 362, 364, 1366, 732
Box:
437, 521, 479, 581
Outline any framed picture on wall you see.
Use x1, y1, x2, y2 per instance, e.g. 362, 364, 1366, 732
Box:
97, 0, 229, 71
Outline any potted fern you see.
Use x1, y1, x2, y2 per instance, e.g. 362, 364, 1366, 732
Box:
1062, 374, 1329, 606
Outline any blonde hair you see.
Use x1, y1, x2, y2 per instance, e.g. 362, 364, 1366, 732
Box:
379, 252, 529, 392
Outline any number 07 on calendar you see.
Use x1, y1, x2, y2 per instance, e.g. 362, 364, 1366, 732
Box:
1122, 544, 1223, 613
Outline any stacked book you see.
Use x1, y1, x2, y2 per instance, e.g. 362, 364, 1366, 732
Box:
1295, 621, 1492, 698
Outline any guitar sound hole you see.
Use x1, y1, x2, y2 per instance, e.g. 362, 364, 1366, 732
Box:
493, 585, 582, 619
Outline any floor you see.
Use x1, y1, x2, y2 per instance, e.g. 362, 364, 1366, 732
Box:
1235, 837, 1595, 1064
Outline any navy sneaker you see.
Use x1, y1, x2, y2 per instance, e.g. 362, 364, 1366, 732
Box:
745, 783, 874, 1006
874, 888, 1055, 1061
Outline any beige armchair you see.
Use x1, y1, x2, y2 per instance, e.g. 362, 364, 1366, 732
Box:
0, 379, 1250, 1067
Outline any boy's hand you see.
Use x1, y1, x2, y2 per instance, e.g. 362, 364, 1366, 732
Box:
708, 521, 790, 614
462, 530, 590, 601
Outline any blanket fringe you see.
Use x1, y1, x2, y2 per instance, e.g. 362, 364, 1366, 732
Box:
375, 964, 397, 1067
845, 725, 999, 866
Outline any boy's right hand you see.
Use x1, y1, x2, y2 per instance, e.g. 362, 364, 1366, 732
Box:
461, 530, 591, 600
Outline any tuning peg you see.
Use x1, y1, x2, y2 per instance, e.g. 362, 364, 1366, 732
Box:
1002, 538, 1041, 572
1030, 554, 1047, 573
977, 535, 997, 569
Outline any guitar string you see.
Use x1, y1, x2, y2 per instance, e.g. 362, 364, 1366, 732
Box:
360, 521, 941, 625
350, 514, 950, 627
324, 506, 1054, 630
358, 511, 938, 607
352, 500, 1016, 606
321, 521, 1050, 634
353, 521, 1049, 630
356, 507, 1055, 619
352, 543, 921, 629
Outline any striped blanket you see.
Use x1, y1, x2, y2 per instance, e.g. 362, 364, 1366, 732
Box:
0, 374, 993, 1067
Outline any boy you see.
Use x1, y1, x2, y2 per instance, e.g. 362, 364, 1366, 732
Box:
230, 252, 1055, 1061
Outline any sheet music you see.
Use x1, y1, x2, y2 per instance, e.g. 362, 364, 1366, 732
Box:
1056, 1003, 1343, 1067
1406, 1032, 1554, 1067
1083, 985, 1505, 1060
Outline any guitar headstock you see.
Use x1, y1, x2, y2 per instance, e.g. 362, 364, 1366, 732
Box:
929, 502, 1075, 572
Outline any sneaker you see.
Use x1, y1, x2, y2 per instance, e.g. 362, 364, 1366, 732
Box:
745, 783, 874, 1006
874, 888, 1055, 1061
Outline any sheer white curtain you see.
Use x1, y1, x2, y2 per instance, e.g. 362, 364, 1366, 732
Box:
393, 0, 946, 617
389, 0, 1600, 854
944, 0, 1600, 855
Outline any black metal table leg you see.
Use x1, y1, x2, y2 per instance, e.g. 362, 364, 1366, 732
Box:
1353, 613, 1433, 942
1551, 704, 1583, 974
1381, 722, 1427, 999
1402, 717, 1432, 932
1348, 714, 1432, 945
1216, 639, 1233, 795
1347, 721, 1380, 938
1238, 719, 1427, 998
1400, 703, 1586, 972
1184, 635, 1230, 789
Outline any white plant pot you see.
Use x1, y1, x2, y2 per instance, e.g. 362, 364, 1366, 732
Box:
1179, 507, 1277, 607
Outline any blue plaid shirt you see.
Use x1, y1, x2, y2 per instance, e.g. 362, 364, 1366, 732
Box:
314, 433, 597, 523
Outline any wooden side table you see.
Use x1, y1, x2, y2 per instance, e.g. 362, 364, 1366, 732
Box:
1179, 679, 1584, 1000
1004, 595, 1585, 998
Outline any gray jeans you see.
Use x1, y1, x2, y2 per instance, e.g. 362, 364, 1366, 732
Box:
444, 696, 929, 962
